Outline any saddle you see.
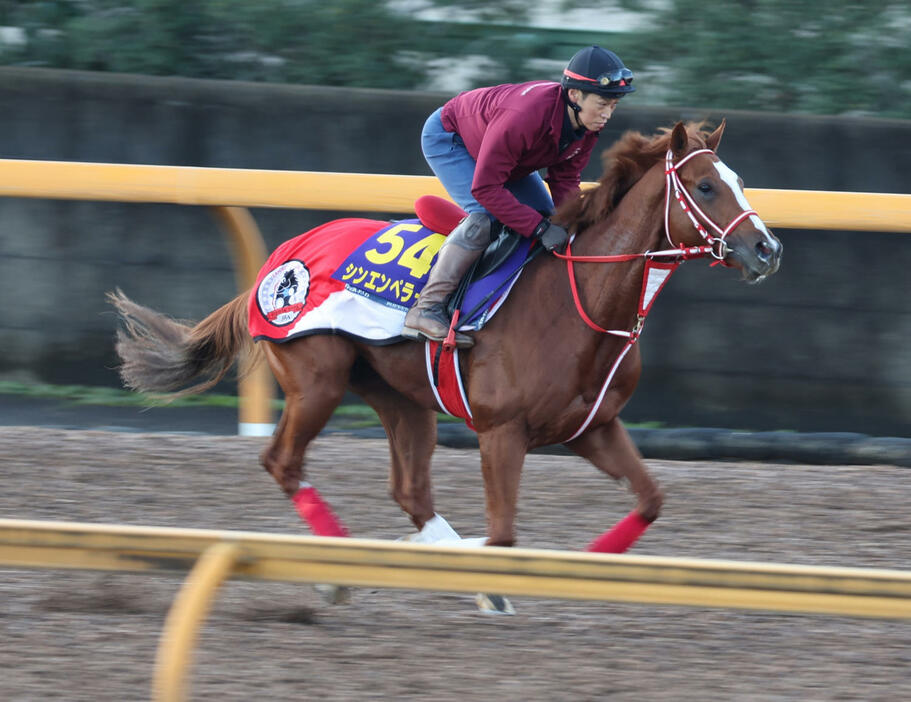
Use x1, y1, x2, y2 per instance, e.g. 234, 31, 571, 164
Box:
414, 195, 530, 318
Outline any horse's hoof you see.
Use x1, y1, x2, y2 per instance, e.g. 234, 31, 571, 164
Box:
313, 583, 351, 605
475, 592, 515, 615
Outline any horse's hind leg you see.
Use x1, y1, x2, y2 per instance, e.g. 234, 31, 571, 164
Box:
259, 336, 356, 535
565, 417, 664, 552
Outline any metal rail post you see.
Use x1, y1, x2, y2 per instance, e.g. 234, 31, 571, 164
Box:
152, 541, 241, 702
210, 206, 275, 436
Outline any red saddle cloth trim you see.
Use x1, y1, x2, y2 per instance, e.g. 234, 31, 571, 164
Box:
427, 341, 475, 431
248, 217, 385, 340
415, 195, 466, 235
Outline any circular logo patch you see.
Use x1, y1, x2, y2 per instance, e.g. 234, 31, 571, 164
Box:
256, 260, 310, 327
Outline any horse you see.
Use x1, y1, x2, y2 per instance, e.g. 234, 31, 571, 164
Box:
108, 120, 781, 571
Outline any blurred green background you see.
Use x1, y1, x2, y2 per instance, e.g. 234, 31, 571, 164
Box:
1, 0, 908, 118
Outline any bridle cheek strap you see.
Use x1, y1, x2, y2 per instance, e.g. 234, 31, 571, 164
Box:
665, 148, 758, 262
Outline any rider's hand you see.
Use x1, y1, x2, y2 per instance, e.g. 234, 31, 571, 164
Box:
532, 218, 569, 253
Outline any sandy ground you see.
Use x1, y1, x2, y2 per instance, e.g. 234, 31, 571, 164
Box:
1, 426, 910, 701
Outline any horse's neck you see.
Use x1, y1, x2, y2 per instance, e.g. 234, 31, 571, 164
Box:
580, 165, 667, 256
570, 170, 667, 330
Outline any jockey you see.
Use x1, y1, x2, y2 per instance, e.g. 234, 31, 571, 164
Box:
402, 45, 635, 348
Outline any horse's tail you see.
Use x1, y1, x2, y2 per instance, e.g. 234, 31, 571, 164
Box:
106, 288, 259, 397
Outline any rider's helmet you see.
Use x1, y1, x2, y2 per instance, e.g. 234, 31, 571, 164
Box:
561, 45, 635, 98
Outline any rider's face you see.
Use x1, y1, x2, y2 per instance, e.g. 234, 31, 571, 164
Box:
569, 90, 619, 132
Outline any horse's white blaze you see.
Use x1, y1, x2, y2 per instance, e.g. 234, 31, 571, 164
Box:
714, 161, 776, 246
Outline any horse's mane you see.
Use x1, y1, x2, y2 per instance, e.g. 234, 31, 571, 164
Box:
554, 121, 715, 234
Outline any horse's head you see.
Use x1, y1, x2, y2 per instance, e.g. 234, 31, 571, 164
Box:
665, 120, 782, 283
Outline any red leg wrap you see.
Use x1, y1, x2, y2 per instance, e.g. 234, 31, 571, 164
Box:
586, 509, 651, 553
292, 486, 349, 537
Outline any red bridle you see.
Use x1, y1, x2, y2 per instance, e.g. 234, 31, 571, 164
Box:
664, 148, 758, 260
553, 147, 760, 441
554, 147, 761, 331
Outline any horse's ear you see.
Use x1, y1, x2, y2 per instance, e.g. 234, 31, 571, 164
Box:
706, 118, 726, 152
670, 122, 688, 158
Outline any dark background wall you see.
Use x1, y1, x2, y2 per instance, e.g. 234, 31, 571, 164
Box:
1, 67, 909, 436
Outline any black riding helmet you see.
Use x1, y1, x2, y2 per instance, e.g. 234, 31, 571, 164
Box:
561, 45, 635, 98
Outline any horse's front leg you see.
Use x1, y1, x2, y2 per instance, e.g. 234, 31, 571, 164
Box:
354, 378, 438, 530
477, 423, 528, 547
565, 417, 664, 551
462, 423, 526, 615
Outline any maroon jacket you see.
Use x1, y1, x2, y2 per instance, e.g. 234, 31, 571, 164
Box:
440, 81, 599, 236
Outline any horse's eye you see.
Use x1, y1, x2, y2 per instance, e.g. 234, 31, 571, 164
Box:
698, 182, 713, 194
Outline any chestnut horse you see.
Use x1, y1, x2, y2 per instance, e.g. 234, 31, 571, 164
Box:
109, 121, 781, 559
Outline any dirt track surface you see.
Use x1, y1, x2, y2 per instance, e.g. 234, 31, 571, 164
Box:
1, 427, 910, 701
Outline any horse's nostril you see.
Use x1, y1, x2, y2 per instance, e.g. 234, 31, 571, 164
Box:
756, 240, 773, 260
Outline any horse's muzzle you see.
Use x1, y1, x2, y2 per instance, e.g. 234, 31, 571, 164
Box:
728, 229, 782, 283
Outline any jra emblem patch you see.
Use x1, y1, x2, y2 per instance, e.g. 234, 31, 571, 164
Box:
331, 220, 445, 310
255, 260, 311, 326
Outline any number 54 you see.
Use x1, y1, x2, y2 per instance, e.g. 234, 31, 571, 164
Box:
364, 223, 446, 279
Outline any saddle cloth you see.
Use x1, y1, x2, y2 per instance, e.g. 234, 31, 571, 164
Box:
248, 212, 532, 344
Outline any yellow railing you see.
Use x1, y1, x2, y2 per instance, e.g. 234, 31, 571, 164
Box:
2, 158, 910, 231
2, 158, 910, 434
3, 518, 911, 700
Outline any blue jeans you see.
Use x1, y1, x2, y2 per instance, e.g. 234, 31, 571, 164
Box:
421, 108, 554, 220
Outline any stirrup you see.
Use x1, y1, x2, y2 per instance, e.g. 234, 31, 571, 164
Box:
401, 315, 474, 348
401, 324, 443, 342
401, 324, 474, 348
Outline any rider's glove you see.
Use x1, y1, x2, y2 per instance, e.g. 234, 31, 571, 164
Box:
532, 218, 569, 254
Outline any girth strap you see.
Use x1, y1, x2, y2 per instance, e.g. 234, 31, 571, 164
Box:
424, 341, 474, 429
